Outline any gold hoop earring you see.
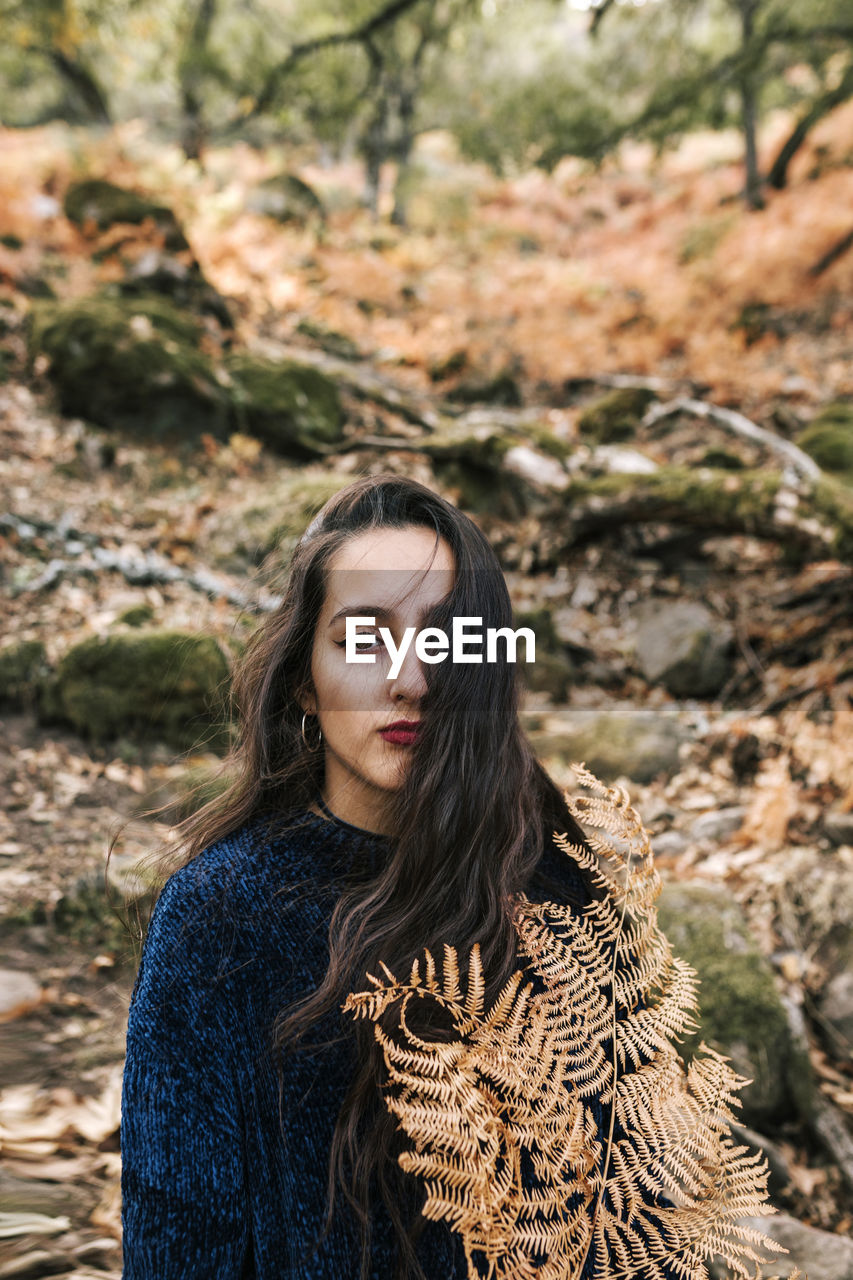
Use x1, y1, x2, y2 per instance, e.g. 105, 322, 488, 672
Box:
301, 711, 323, 753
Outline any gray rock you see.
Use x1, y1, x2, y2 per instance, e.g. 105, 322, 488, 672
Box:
708, 1213, 853, 1280
689, 806, 746, 842
0, 970, 43, 1021
503, 444, 569, 491
525, 706, 692, 785
824, 809, 853, 847
588, 444, 659, 475
651, 830, 689, 858
820, 967, 853, 1050
656, 882, 815, 1128
631, 599, 734, 697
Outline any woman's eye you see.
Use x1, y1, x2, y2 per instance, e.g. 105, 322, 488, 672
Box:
335, 635, 385, 650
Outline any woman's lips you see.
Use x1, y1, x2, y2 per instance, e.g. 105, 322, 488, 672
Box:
379, 726, 421, 746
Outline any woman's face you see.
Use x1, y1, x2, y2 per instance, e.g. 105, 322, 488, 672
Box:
302, 524, 455, 835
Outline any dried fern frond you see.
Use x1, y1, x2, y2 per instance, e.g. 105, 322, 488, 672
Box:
342, 763, 799, 1280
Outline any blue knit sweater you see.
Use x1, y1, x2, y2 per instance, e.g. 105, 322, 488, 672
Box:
119, 802, 659, 1279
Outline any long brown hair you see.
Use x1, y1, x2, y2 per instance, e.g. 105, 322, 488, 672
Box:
138, 471, 597, 1279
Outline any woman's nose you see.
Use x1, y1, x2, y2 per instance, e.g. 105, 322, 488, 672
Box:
387, 643, 428, 702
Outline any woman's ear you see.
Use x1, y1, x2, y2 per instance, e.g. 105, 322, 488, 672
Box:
299, 687, 317, 716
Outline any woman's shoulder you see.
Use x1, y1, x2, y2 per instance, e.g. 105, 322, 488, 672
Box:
144, 809, 323, 941
130, 810, 327, 1014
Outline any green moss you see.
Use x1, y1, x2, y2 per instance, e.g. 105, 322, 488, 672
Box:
701, 448, 745, 470
813, 474, 853, 562
63, 178, 187, 250
39, 630, 231, 751
657, 883, 814, 1126
577, 387, 657, 443
226, 354, 344, 458
447, 370, 522, 408
573, 465, 783, 527
797, 402, 853, 482
0, 639, 49, 707
526, 424, 573, 462
295, 319, 361, 361
27, 294, 229, 439
118, 604, 155, 627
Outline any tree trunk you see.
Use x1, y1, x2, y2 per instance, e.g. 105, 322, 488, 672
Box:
737, 0, 764, 210
47, 48, 111, 124
768, 61, 853, 190
741, 81, 764, 209
179, 0, 218, 162
390, 98, 416, 229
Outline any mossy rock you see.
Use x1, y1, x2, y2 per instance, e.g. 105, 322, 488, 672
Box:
295, 319, 362, 361
63, 178, 188, 250
656, 882, 815, 1129
422, 419, 517, 470
0, 640, 49, 708
447, 370, 522, 408
115, 257, 234, 330
797, 402, 853, 483
420, 420, 531, 518
246, 173, 325, 224
117, 604, 155, 627
513, 607, 575, 700
529, 707, 689, 784
577, 387, 657, 444
226, 354, 345, 457
38, 630, 231, 751
27, 294, 230, 439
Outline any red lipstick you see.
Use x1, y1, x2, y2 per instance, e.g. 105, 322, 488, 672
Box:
379, 720, 421, 746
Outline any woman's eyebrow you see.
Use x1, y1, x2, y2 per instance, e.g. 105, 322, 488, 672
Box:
327, 603, 440, 628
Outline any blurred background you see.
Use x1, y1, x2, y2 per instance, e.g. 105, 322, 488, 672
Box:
1, 0, 852, 1276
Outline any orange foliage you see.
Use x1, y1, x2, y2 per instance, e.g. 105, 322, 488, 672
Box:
2, 104, 853, 411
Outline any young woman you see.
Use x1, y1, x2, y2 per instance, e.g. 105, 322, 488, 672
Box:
119, 473, 775, 1280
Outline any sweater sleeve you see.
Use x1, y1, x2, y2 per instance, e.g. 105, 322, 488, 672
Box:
120, 863, 250, 1278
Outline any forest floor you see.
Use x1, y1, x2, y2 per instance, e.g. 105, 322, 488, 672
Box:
1, 109, 852, 1277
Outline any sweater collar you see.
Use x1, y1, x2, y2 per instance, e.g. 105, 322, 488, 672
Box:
311, 793, 388, 840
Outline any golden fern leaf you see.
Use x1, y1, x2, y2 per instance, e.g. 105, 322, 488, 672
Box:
342, 763, 800, 1280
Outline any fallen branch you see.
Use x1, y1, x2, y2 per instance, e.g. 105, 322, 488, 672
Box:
550, 466, 852, 563
642, 397, 821, 483
1, 514, 282, 614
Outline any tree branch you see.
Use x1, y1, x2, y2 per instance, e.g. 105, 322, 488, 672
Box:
238, 0, 428, 124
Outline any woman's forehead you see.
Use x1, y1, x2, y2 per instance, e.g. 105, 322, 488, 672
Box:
326, 526, 455, 575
